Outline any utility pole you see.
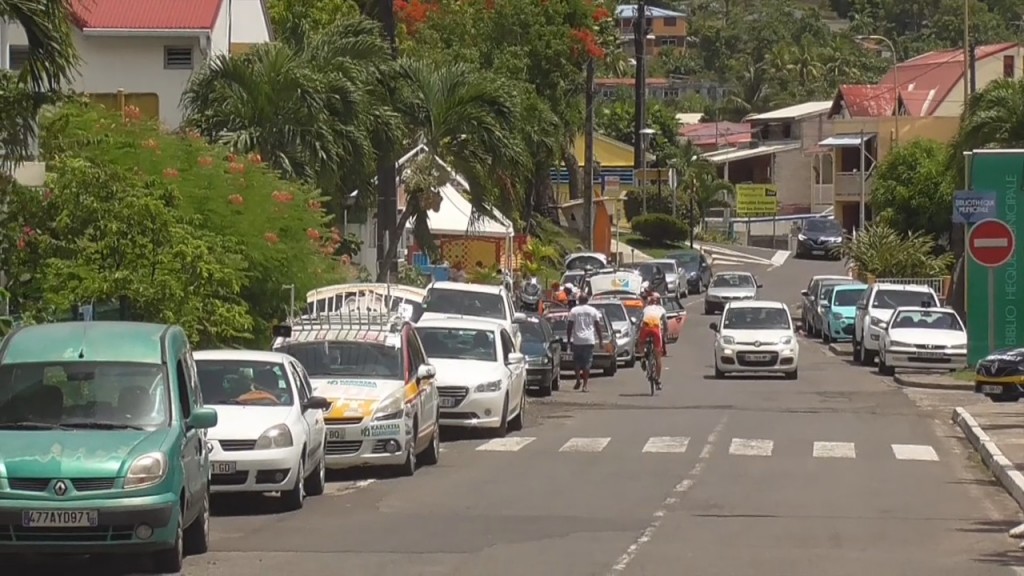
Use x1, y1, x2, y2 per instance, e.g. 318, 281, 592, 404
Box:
374, 0, 399, 281
968, 35, 977, 94
632, 0, 647, 171
963, 0, 970, 109
583, 58, 596, 251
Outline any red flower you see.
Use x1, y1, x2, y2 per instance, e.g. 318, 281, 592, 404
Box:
484, 0, 495, 9
308, 199, 322, 212
248, 153, 262, 165
394, 0, 438, 35
43, 189, 53, 202
16, 237, 26, 251
264, 232, 280, 245
570, 28, 605, 59
271, 191, 294, 203
592, 7, 611, 22
163, 168, 180, 180
198, 156, 214, 168
307, 228, 321, 241
22, 226, 35, 237
142, 138, 159, 150
227, 194, 244, 206
227, 153, 238, 163
228, 162, 246, 174
123, 105, 142, 123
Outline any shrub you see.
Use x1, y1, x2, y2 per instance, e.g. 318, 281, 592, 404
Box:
623, 187, 678, 221
630, 213, 688, 245
840, 222, 954, 278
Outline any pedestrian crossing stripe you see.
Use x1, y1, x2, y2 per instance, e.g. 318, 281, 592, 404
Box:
467, 436, 941, 461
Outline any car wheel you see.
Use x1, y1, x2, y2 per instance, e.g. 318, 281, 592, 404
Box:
508, 392, 525, 432
852, 338, 862, 363
538, 380, 552, 397
860, 345, 875, 366
551, 373, 560, 391
303, 452, 326, 496
878, 353, 895, 376
395, 420, 418, 477
785, 368, 798, 380
418, 417, 441, 466
625, 355, 636, 368
604, 360, 617, 377
282, 458, 305, 511
183, 488, 209, 555
714, 364, 726, 379
493, 394, 509, 438
704, 304, 712, 315
152, 507, 184, 572
822, 329, 831, 344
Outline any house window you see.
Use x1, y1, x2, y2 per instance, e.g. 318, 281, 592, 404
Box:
645, 18, 653, 27
660, 38, 677, 47
664, 89, 680, 99
164, 46, 194, 70
1004, 55, 1015, 78
601, 89, 614, 98
663, 17, 677, 26
7, 45, 30, 71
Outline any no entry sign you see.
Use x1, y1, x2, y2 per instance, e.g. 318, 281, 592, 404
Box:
968, 218, 1016, 268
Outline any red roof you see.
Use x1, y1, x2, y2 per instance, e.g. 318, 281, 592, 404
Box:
679, 122, 753, 147
70, 0, 223, 30
830, 85, 898, 118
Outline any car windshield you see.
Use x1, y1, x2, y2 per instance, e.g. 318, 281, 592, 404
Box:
278, 341, 403, 379
546, 315, 569, 334
418, 328, 498, 362
668, 252, 700, 265
593, 302, 627, 323
566, 255, 605, 271
0, 362, 169, 430
622, 302, 643, 324
196, 360, 294, 406
804, 219, 843, 234
712, 274, 755, 288
424, 288, 506, 321
890, 310, 964, 331
651, 261, 678, 273
833, 288, 866, 306
722, 307, 791, 330
518, 321, 549, 357
561, 271, 585, 286
636, 263, 667, 280
872, 290, 938, 309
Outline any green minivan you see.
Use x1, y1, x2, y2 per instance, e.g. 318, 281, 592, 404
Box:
0, 321, 217, 572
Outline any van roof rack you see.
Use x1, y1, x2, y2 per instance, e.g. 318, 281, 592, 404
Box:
276, 311, 405, 345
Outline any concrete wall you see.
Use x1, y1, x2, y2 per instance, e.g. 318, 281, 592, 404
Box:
932, 45, 1024, 116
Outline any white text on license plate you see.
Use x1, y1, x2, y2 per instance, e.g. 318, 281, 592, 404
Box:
561, 353, 572, 361
439, 397, 458, 408
746, 354, 770, 360
212, 462, 236, 474
326, 429, 346, 441
916, 351, 944, 358
982, 385, 1006, 394
811, 250, 824, 255
23, 510, 98, 528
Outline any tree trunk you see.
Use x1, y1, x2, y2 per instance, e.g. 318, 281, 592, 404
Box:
562, 150, 582, 201
376, 206, 415, 281
531, 163, 556, 222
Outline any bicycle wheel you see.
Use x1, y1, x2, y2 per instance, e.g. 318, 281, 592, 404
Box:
647, 347, 656, 396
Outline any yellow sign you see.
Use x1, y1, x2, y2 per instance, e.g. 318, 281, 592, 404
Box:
735, 184, 779, 217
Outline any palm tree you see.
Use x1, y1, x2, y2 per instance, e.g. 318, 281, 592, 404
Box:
953, 78, 1024, 155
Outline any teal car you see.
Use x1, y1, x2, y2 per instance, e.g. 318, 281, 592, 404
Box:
822, 284, 868, 343
0, 322, 217, 572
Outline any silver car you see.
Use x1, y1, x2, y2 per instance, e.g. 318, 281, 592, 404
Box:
591, 299, 636, 368
638, 260, 686, 300
703, 271, 761, 315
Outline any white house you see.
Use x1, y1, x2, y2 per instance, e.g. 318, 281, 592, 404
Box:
0, 0, 273, 129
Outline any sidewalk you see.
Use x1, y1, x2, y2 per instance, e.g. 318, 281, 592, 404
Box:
893, 372, 973, 392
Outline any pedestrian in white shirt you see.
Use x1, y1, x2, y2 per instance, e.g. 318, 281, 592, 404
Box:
566, 293, 605, 392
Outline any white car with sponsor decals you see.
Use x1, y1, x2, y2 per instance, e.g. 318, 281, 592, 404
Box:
416, 317, 527, 436
194, 350, 331, 510
271, 313, 440, 476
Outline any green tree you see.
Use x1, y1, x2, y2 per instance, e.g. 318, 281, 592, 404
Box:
595, 98, 680, 164
871, 138, 954, 240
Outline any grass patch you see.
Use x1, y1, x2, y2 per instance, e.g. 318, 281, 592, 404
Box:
622, 235, 691, 259
952, 369, 975, 382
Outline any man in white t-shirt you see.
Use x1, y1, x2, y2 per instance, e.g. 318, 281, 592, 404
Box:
566, 293, 605, 392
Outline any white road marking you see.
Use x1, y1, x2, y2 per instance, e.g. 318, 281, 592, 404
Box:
608, 416, 728, 574
560, 437, 611, 452
642, 436, 690, 453
770, 250, 791, 266
476, 437, 535, 451
891, 443, 940, 461
729, 438, 774, 456
813, 441, 856, 458
325, 479, 376, 496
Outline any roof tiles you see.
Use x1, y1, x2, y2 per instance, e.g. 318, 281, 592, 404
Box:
70, 0, 223, 30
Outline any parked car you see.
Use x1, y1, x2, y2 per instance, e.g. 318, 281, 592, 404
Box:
975, 348, 1024, 403
876, 305, 967, 376
647, 259, 687, 299
545, 310, 618, 376
636, 261, 684, 300
590, 299, 637, 367
518, 313, 560, 396
666, 250, 713, 294
795, 217, 844, 260
853, 283, 940, 366
800, 275, 860, 337
421, 281, 527, 349
417, 317, 527, 436
709, 301, 799, 379
704, 271, 761, 315
0, 321, 218, 572
194, 350, 330, 510
820, 283, 868, 343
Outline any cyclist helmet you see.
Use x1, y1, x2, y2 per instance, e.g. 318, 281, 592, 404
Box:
647, 292, 661, 305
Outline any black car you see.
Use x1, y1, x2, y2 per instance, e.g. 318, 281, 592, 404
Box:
519, 313, 561, 396
975, 347, 1024, 403
796, 218, 844, 260
666, 250, 713, 294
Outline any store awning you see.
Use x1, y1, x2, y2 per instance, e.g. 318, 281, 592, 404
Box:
818, 133, 875, 147
702, 142, 800, 164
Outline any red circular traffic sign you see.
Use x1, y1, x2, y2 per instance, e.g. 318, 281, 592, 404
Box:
968, 218, 1016, 268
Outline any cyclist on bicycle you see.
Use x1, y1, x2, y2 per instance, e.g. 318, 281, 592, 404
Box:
638, 293, 668, 390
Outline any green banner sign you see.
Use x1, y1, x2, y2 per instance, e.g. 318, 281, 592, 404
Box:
966, 151, 1024, 365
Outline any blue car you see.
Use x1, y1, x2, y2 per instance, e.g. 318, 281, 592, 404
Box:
822, 283, 868, 343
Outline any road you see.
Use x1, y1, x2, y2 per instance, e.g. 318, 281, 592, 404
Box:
11, 252, 1024, 575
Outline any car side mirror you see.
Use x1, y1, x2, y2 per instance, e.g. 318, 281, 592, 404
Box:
302, 396, 331, 412
272, 324, 292, 338
512, 312, 527, 323
187, 407, 218, 430
820, 302, 830, 309
800, 290, 809, 297
507, 352, 526, 365
709, 322, 719, 331
416, 364, 436, 382
756, 282, 763, 289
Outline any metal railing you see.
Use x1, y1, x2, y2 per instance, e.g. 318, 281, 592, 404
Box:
872, 277, 950, 304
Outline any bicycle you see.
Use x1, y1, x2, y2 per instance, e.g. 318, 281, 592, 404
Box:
643, 337, 657, 395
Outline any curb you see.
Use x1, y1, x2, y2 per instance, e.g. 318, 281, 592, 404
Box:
894, 374, 973, 392
952, 407, 1024, 519
827, 344, 852, 357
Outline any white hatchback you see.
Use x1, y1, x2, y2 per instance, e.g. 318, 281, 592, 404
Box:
710, 300, 799, 379
195, 350, 330, 511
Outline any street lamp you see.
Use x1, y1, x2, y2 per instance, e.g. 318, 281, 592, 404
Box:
686, 154, 698, 249
855, 35, 899, 144
639, 127, 655, 213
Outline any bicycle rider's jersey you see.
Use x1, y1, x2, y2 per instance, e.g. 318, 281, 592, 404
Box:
641, 305, 666, 329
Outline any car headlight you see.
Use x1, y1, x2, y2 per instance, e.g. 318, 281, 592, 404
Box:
869, 317, 887, 328
688, 271, 698, 278
831, 312, 843, 321
798, 234, 807, 241
372, 390, 405, 421
255, 423, 294, 449
124, 452, 167, 489
475, 380, 503, 393
951, 343, 966, 350
721, 335, 736, 345
778, 336, 793, 345
888, 340, 912, 348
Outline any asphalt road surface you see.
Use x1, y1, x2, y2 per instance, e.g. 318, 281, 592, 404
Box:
12, 252, 1024, 575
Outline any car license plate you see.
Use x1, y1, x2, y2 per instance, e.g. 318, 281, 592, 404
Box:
561, 353, 572, 361
211, 462, 236, 474
916, 351, 944, 358
811, 250, 824, 255
746, 354, 770, 361
982, 385, 1005, 394
326, 429, 346, 441
439, 397, 458, 408
22, 510, 98, 528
